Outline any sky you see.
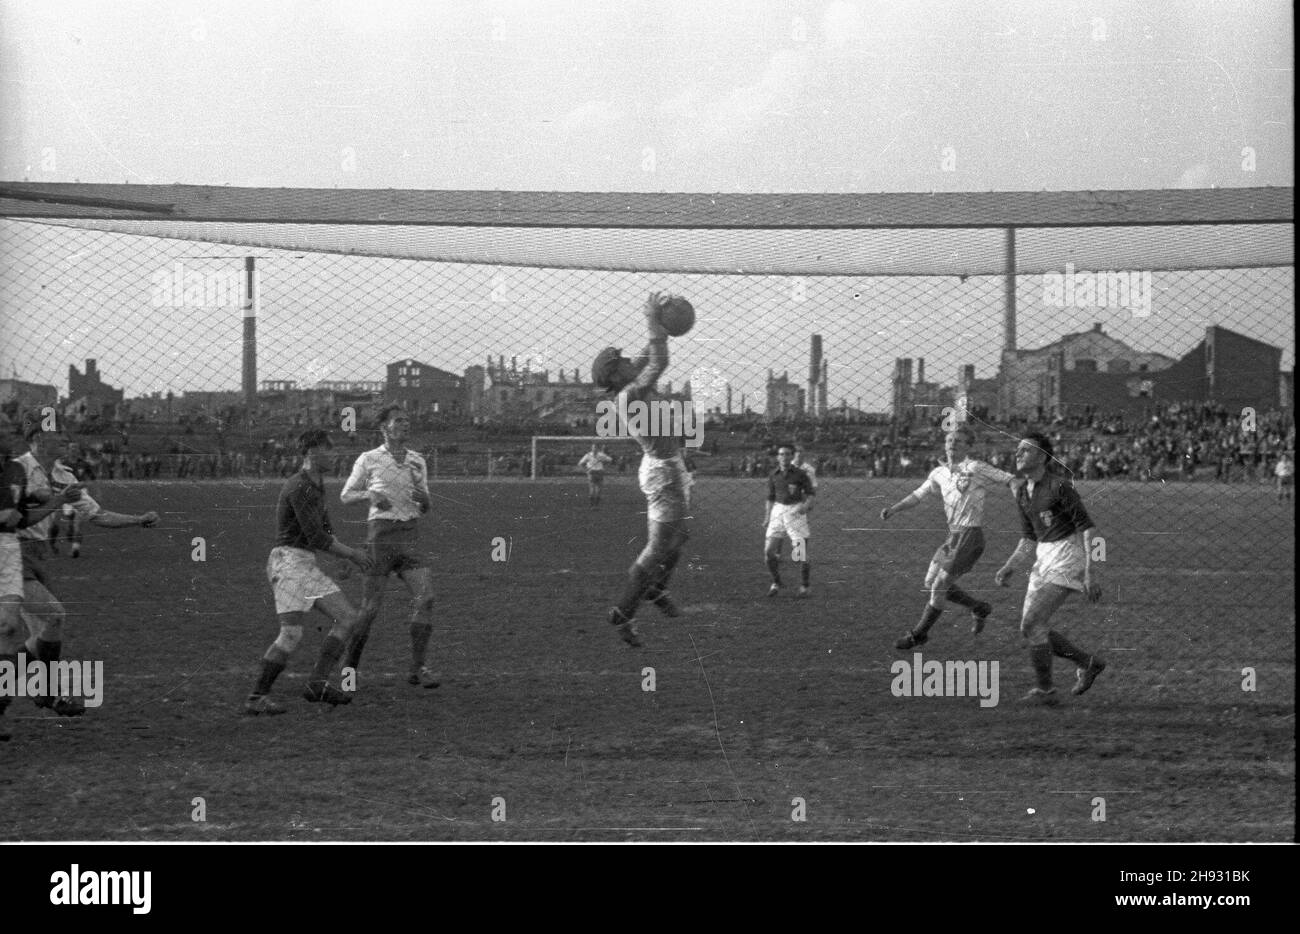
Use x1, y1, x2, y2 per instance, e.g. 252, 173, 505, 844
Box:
0, 0, 1293, 410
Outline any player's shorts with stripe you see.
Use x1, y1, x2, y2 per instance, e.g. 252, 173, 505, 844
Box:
266, 546, 341, 615
639, 454, 692, 524
1026, 536, 1088, 599
925, 527, 985, 585
765, 502, 810, 543
0, 533, 22, 598
365, 518, 426, 577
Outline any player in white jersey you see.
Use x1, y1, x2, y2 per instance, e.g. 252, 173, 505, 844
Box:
591, 291, 691, 647
14, 427, 159, 717
880, 427, 1014, 650
339, 405, 439, 689
577, 444, 614, 506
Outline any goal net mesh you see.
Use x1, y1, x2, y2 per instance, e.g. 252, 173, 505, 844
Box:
0, 184, 1292, 657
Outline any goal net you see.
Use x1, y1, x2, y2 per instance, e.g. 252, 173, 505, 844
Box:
0, 182, 1292, 643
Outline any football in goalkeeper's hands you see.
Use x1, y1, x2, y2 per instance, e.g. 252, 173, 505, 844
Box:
656, 294, 695, 336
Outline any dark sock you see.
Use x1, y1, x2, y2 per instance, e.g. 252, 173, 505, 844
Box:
342, 616, 374, 670
914, 603, 942, 636
253, 658, 286, 695
617, 564, 654, 619
766, 554, 781, 585
410, 621, 433, 669
946, 585, 981, 609
309, 635, 345, 685
1029, 643, 1054, 689
33, 639, 62, 702
1048, 630, 1092, 666
645, 551, 683, 600
800, 561, 811, 587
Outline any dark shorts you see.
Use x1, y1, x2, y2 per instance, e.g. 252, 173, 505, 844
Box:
366, 519, 426, 578
19, 537, 50, 585
587, 471, 605, 485
930, 527, 985, 579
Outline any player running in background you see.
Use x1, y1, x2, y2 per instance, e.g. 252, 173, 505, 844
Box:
339, 405, 439, 689
591, 291, 691, 647
245, 429, 373, 715
577, 443, 614, 507
994, 432, 1106, 706
15, 426, 160, 717
882, 426, 1012, 650
51, 440, 95, 557
1275, 451, 1294, 502
765, 443, 815, 597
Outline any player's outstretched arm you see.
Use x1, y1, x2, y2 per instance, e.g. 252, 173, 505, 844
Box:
880, 490, 923, 521
89, 509, 159, 529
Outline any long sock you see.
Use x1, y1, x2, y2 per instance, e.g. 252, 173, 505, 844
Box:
616, 564, 654, 619
914, 603, 942, 637
309, 634, 345, 685
645, 551, 683, 600
410, 620, 433, 670
1029, 642, 1054, 689
1048, 630, 1092, 666
766, 554, 781, 585
946, 585, 981, 609
800, 561, 811, 587
342, 615, 375, 671
33, 639, 62, 703
252, 658, 286, 696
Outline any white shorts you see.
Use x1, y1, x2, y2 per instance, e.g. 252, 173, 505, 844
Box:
1026, 536, 1087, 601
638, 454, 692, 524
266, 546, 341, 615
765, 502, 810, 543
0, 533, 22, 598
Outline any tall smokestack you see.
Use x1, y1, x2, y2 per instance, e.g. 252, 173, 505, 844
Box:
809, 334, 822, 416
1004, 227, 1017, 351
917, 358, 925, 385
726, 382, 733, 415
241, 257, 258, 408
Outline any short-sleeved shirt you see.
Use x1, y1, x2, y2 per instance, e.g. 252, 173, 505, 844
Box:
768, 466, 815, 506
913, 458, 1013, 530
578, 452, 613, 474
276, 470, 335, 552
1015, 473, 1094, 543
342, 445, 430, 522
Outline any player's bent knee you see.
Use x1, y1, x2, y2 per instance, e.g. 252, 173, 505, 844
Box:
272, 625, 304, 655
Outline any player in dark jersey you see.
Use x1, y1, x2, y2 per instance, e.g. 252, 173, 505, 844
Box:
243, 429, 374, 715
591, 291, 691, 647
995, 432, 1106, 705
765, 443, 815, 596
